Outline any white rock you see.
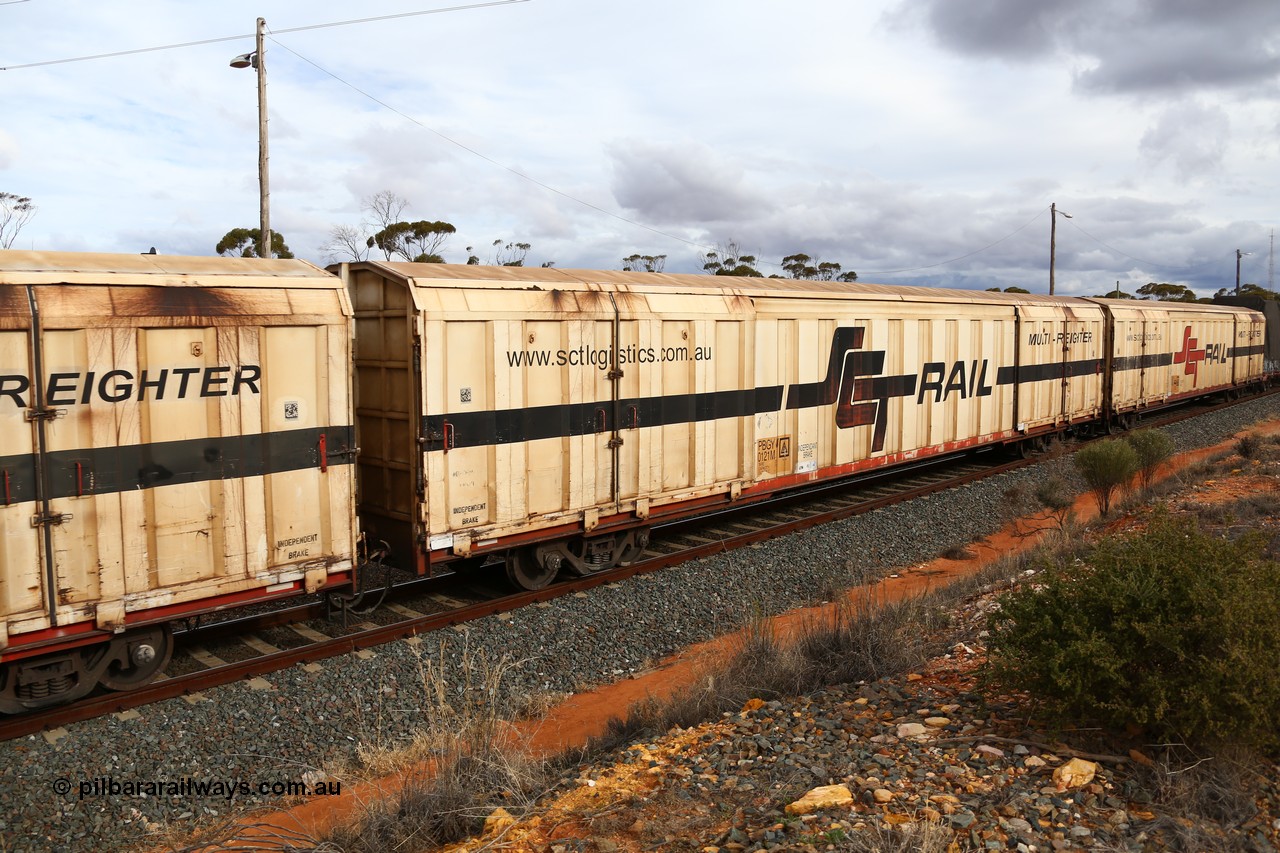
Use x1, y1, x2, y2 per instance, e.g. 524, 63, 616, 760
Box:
896, 722, 931, 738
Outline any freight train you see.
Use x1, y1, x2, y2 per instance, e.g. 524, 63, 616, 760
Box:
0, 251, 1269, 711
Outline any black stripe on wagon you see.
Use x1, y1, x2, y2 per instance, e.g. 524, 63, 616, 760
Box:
0, 426, 353, 503
1230, 344, 1266, 358
996, 358, 1103, 385
416, 340, 1261, 453
423, 387, 784, 451
0, 453, 37, 505
1110, 353, 1174, 372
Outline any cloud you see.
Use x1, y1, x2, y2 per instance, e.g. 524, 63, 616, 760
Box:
607, 140, 766, 224
892, 0, 1280, 96
1139, 102, 1230, 179
0, 131, 16, 170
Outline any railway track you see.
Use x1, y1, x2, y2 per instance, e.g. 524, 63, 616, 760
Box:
2, 391, 1266, 741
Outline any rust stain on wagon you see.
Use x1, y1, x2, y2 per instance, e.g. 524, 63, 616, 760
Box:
611, 290, 647, 311
548, 289, 612, 314
111, 286, 251, 317
546, 289, 573, 312
0, 286, 30, 316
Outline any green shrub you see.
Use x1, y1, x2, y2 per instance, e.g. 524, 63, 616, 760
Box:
984, 512, 1280, 751
1125, 428, 1175, 491
1073, 438, 1139, 515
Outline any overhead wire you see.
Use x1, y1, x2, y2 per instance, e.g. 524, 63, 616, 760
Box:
0, 1, 530, 70
268, 35, 714, 254
1062, 216, 1228, 276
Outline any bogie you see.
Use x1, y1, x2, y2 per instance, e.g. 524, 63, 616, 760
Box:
503, 529, 650, 591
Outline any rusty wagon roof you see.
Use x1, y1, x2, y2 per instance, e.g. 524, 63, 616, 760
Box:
336, 260, 1096, 307
0, 251, 339, 288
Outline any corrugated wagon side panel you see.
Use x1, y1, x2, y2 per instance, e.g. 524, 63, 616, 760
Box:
324, 319, 356, 572
262, 325, 326, 569
751, 318, 785, 483
1015, 305, 1069, 429
1191, 313, 1237, 391
0, 317, 42, 637
1108, 309, 1147, 411
618, 293, 751, 506
523, 317, 568, 517
136, 327, 219, 592
41, 328, 110, 614
713, 319, 747, 483
1239, 312, 1266, 383
230, 324, 267, 576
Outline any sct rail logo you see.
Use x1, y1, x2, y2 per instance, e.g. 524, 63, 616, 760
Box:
784, 327, 992, 453
1172, 325, 1227, 386
1172, 325, 1206, 385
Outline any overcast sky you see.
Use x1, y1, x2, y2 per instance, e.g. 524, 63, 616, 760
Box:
2, 0, 1278, 297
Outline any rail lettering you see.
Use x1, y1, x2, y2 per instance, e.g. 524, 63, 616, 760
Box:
917, 360, 993, 404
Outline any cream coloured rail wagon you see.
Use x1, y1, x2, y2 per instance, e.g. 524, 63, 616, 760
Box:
341, 263, 1261, 591
0, 253, 1265, 710
0, 252, 357, 712
1098, 298, 1266, 423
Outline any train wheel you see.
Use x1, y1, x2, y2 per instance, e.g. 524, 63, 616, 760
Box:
99, 625, 173, 692
504, 548, 558, 591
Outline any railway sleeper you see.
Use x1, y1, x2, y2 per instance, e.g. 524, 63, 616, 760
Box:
0, 625, 173, 714
505, 528, 650, 591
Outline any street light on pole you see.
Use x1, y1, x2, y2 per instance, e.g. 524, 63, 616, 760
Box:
1049, 202, 1072, 296
230, 18, 270, 259
1236, 249, 1252, 295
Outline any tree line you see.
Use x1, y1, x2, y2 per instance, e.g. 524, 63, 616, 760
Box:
5, 187, 1276, 298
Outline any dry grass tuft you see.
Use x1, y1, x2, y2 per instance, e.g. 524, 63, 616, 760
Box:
1139, 745, 1268, 852
825, 816, 953, 852
321, 640, 553, 852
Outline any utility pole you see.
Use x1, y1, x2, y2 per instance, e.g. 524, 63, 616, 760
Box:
230, 18, 270, 258
1236, 248, 1251, 296
1049, 203, 1071, 296
255, 17, 270, 260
